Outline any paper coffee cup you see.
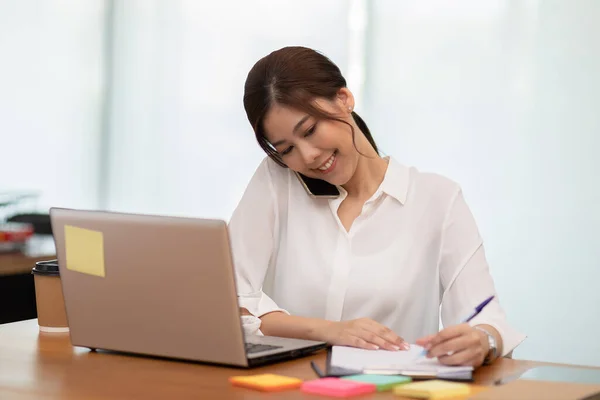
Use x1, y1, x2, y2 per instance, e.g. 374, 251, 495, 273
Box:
32, 260, 69, 333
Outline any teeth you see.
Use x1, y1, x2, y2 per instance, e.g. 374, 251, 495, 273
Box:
318, 154, 335, 171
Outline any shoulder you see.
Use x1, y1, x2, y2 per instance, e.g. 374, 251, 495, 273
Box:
405, 165, 462, 208
250, 156, 292, 186
241, 157, 295, 205
233, 157, 293, 216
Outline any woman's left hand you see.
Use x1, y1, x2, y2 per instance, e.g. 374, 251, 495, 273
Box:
415, 324, 489, 367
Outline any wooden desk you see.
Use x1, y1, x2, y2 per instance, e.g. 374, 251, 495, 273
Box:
0, 319, 583, 400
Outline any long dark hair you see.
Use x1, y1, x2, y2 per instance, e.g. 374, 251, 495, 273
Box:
243, 46, 378, 167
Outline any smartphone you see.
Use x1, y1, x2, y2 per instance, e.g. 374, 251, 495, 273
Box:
294, 172, 340, 198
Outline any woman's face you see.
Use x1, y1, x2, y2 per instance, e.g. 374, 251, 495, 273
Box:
262, 89, 359, 186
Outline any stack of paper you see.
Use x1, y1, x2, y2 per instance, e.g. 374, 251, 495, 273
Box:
330, 345, 473, 379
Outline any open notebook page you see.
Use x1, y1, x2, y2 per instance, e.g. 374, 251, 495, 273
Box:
330, 345, 473, 374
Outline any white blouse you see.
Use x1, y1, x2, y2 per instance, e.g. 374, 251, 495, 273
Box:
229, 156, 525, 356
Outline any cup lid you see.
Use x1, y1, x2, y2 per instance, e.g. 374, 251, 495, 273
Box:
32, 259, 59, 276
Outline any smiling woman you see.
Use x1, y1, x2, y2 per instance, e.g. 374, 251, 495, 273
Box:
229, 46, 526, 368
243, 47, 378, 173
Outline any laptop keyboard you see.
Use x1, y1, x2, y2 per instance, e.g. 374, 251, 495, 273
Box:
245, 342, 283, 354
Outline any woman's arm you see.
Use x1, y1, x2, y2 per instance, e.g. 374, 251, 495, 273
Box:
240, 308, 331, 342
229, 159, 287, 318
260, 311, 408, 351
259, 311, 333, 341
243, 308, 408, 350
417, 187, 525, 366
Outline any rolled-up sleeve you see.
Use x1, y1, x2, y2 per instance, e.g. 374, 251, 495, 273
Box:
228, 158, 289, 318
439, 188, 526, 356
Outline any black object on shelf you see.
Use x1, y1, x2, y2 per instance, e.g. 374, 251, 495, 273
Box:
7, 213, 52, 235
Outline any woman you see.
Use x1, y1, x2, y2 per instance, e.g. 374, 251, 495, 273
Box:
229, 46, 525, 367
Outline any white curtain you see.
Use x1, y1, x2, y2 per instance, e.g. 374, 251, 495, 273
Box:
104, 0, 352, 220
0, 0, 107, 210
366, 0, 600, 366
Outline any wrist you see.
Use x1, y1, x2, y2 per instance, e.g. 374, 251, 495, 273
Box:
307, 319, 336, 342
474, 326, 498, 365
474, 328, 490, 354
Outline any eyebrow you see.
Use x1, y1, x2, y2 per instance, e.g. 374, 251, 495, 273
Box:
271, 115, 311, 147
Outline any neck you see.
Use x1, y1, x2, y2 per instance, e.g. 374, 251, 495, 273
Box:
342, 152, 388, 199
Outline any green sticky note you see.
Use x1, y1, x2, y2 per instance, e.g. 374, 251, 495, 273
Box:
341, 374, 411, 391
64, 225, 106, 277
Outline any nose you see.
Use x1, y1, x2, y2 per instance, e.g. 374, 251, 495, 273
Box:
297, 142, 320, 166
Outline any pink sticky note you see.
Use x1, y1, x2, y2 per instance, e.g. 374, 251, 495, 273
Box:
301, 377, 376, 397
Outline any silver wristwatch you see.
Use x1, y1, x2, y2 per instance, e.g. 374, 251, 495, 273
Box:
474, 327, 497, 365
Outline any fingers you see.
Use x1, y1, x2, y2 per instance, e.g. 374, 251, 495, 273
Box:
437, 332, 485, 366
427, 335, 472, 359
430, 324, 469, 346
437, 348, 480, 366
415, 334, 435, 347
340, 329, 391, 351
356, 328, 397, 351
345, 336, 379, 350
361, 321, 408, 351
339, 319, 407, 351
417, 323, 470, 350
418, 324, 487, 367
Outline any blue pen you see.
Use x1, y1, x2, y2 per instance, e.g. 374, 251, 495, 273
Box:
420, 295, 495, 357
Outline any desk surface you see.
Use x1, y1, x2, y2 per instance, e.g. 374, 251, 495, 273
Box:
2, 319, 590, 400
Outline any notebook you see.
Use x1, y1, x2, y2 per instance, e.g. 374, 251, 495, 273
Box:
326, 345, 473, 381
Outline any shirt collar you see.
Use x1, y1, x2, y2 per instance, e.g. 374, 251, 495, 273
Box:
379, 156, 410, 205
334, 156, 410, 205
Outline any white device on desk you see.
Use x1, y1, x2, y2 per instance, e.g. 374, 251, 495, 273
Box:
49, 208, 327, 368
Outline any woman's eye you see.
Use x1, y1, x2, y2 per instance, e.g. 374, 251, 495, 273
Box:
281, 146, 293, 156
305, 123, 317, 137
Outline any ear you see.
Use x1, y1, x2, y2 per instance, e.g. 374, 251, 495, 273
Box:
336, 88, 355, 113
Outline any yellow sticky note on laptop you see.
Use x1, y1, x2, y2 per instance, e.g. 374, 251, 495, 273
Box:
64, 225, 106, 277
393, 380, 470, 398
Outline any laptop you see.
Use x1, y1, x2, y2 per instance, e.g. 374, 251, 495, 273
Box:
49, 208, 328, 367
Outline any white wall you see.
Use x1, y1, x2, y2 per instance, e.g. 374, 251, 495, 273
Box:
366, 0, 600, 366
0, 1, 106, 210
104, 0, 351, 220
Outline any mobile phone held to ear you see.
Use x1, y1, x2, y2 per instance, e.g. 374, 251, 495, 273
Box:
294, 172, 340, 198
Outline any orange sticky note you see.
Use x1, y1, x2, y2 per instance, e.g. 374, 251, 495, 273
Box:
229, 373, 302, 392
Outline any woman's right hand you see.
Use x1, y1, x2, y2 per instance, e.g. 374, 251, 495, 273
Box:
319, 318, 409, 351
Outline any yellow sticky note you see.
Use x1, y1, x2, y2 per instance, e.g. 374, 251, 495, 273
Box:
393, 380, 470, 398
229, 374, 302, 392
64, 225, 105, 277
